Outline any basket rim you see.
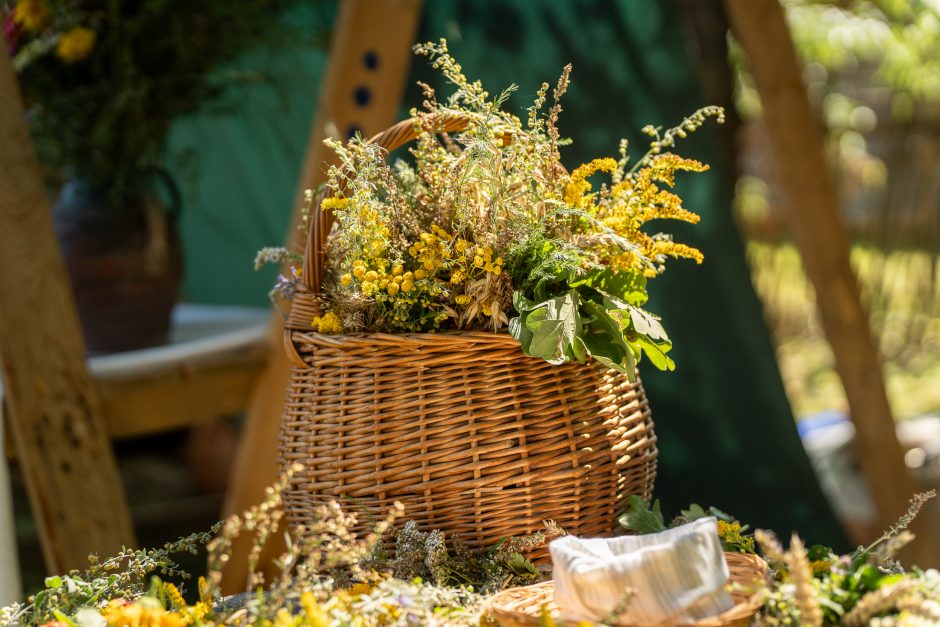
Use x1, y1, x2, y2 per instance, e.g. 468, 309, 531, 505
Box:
287, 328, 635, 357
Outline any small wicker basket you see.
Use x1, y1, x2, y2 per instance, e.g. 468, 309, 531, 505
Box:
278, 114, 659, 551
483, 552, 769, 627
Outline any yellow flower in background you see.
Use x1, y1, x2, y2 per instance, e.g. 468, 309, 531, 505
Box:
12, 0, 49, 31
56, 26, 96, 63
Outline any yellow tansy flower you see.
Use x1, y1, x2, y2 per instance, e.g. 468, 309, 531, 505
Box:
56, 26, 96, 64
312, 311, 343, 333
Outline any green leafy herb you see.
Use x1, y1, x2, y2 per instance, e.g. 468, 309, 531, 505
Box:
617, 495, 667, 534
509, 261, 675, 379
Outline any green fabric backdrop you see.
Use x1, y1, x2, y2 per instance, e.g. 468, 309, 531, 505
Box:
167, 0, 848, 549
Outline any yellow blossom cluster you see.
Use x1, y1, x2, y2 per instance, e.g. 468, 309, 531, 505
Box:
565, 153, 708, 276
320, 196, 350, 211
325, 194, 390, 262
563, 157, 618, 209
716, 519, 756, 554
311, 311, 343, 334
102, 598, 185, 627
342, 251, 447, 332
333, 220, 505, 332
413, 227, 502, 286
91, 581, 214, 627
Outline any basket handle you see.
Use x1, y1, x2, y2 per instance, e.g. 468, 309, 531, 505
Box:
302, 112, 473, 293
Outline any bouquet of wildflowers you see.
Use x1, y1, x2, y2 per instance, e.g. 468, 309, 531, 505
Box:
265, 39, 723, 379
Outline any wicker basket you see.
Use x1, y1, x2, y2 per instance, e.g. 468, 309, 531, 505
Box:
483, 552, 770, 627
277, 114, 659, 551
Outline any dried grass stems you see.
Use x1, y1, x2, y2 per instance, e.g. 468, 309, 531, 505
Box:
0, 524, 219, 625
0, 461, 577, 626
785, 534, 824, 627
294, 38, 720, 340
857, 490, 937, 561
204, 464, 406, 612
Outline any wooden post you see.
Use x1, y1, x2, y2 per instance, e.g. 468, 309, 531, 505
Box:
724, 0, 930, 557
0, 48, 135, 572
220, 0, 423, 592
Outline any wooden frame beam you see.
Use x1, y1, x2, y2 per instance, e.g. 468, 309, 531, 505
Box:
0, 47, 134, 572
724, 0, 934, 562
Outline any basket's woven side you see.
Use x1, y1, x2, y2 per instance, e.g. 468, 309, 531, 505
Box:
278, 330, 657, 550
483, 553, 769, 627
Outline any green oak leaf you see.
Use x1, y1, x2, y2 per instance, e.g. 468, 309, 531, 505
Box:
571, 267, 649, 306
635, 333, 675, 371
511, 290, 584, 364
680, 504, 709, 522
618, 495, 667, 534
629, 306, 668, 341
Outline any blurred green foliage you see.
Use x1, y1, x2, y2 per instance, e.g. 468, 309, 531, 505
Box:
8, 0, 327, 194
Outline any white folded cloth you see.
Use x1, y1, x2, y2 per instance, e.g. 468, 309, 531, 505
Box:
549, 517, 733, 625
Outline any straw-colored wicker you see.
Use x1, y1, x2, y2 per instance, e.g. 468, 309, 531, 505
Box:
278, 113, 659, 551
483, 552, 770, 627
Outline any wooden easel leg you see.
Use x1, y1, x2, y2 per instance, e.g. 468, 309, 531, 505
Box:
0, 47, 135, 573
220, 0, 423, 592
725, 0, 936, 564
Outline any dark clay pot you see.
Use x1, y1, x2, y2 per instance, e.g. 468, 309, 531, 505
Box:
52, 173, 183, 355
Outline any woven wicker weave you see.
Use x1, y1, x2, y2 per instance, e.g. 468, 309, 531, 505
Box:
484, 552, 770, 627
278, 113, 659, 550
